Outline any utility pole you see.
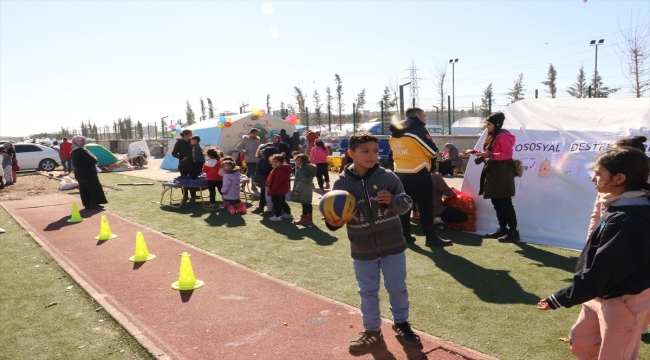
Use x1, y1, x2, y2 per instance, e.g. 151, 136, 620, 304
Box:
449, 59, 458, 124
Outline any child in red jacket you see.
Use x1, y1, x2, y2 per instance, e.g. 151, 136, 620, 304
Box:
202, 147, 223, 208
266, 153, 293, 221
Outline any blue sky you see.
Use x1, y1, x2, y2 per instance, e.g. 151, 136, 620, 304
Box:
1, 0, 648, 137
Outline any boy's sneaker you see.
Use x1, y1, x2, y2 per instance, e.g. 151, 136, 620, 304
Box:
349, 330, 383, 352
392, 321, 421, 346
269, 215, 282, 222
281, 213, 294, 220
251, 207, 264, 214
498, 229, 520, 243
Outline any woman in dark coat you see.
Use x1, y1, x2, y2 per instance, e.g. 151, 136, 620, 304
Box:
171, 129, 196, 198
70, 136, 107, 210
465, 113, 519, 242
289, 132, 301, 152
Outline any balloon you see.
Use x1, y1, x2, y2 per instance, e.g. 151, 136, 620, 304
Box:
168, 124, 175, 130
252, 109, 259, 116
294, 119, 300, 125
217, 123, 225, 128
259, 109, 266, 114
224, 122, 231, 127
271, 130, 278, 135
171, 130, 177, 135
176, 126, 182, 132
291, 115, 297, 120
226, 117, 232, 123
220, 116, 226, 122
285, 116, 291, 122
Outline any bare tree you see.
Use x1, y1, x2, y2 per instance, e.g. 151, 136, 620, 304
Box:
279, 100, 285, 117
185, 100, 196, 125
206, 97, 215, 118
313, 90, 322, 128
237, 93, 251, 113
325, 87, 333, 126
388, 70, 401, 116
616, 12, 650, 98
506, 73, 526, 103
293, 86, 307, 121
334, 73, 344, 127
200, 98, 206, 121
541, 64, 558, 98
266, 94, 271, 113
431, 60, 448, 124
567, 65, 588, 98
355, 88, 366, 121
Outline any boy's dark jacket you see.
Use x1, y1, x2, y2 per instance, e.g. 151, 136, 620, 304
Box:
546, 196, 650, 309
328, 164, 413, 260
171, 139, 193, 172
254, 144, 279, 185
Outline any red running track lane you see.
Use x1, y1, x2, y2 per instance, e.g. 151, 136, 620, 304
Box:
2, 194, 497, 360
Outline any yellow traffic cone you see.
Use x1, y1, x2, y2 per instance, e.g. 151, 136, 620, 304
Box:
171, 252, 204, 290
128, 232, 156, 262
67, 203, 84, 223
94, 215, 117, 240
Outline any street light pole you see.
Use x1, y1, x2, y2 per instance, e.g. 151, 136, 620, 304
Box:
399, 82, 411, 119
449, 59, 458, 124
590, 39, 604, 97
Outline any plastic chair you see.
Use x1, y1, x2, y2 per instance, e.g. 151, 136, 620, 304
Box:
330, 157, 342, 173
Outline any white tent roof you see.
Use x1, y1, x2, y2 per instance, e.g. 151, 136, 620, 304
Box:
451, 117, 483, 135
460, 98, 650, 250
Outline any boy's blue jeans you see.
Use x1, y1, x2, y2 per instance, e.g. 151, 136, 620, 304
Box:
352, 251, 409, 331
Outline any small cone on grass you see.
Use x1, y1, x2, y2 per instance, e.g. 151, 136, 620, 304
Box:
94, 215, 117, 240
129, 232, 156, 262
171, 252, 204, 290
67, 203, 84, 223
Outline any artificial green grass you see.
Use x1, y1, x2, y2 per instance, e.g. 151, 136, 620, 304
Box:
9, 171, 650, 359
0, 206, 153, 359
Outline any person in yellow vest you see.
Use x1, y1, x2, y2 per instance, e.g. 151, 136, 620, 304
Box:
388, 107, 452, 247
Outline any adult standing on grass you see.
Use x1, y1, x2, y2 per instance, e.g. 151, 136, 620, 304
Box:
537, 147, 650, 360
463, 112, 519, 242
171, 129, 196, 199
289, 131, 302, 153
70, 136, 107, 210
388, 107, 451, 247
236, 129, 261, 195
59, 137, 73, 173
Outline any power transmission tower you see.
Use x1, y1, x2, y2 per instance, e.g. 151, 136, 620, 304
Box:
408, 59, 421, 107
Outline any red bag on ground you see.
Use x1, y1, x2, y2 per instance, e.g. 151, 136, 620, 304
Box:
442, 188, 477, 232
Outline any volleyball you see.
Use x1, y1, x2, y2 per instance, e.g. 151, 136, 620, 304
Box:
319, 190, 358, 222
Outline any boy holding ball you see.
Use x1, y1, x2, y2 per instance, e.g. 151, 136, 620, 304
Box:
324, 132, 418, 352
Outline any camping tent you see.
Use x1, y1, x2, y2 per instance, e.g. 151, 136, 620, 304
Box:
160, 113, 296, 170
460, 98, 650, 250
86, 144, 119, 166
451, 117, 483, 135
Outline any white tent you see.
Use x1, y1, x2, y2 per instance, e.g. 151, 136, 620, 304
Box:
460, 98, 650, 250
451, 117, 483, 135
160, 113, 295, 170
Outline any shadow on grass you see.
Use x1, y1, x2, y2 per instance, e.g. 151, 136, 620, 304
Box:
514, 242, 579, 273
348, 338, 396, 359
259, 218, 339, 245
159, 200, 216, 219
409, 244, 540, 305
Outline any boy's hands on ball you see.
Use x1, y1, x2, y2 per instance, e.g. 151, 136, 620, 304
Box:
376, 190, 392, 205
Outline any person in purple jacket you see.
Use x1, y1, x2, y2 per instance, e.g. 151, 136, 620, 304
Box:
219, 159, 246, 214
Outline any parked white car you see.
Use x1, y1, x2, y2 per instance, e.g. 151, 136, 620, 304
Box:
14, 143, 61, 171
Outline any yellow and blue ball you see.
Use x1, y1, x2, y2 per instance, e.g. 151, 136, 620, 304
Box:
319, 190, 357, 222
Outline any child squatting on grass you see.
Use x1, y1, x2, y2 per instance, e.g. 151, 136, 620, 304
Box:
537, 146, 650, 360
323, 132, 420, 352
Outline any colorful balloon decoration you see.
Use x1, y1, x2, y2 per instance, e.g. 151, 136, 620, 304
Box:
252, 109, 260, 116
226, 117, 232, 123
217, 123, 225, 128
225, 122, 231, 127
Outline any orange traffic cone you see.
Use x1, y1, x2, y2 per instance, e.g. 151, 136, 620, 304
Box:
67, 203, 84, 223
171, 252, 204, 290
128, 232, 156, 262
95, 215, 117, 240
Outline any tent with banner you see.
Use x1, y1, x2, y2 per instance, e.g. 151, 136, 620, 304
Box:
460, 98, 650, 250
160, 112, 297, 170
